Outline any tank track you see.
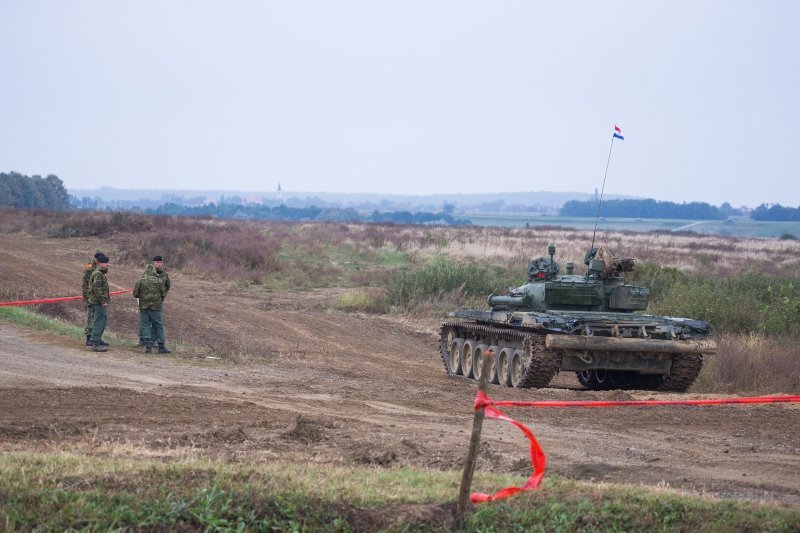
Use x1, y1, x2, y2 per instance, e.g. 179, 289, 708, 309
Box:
657, 352, 703, 392
576, 352, 704, 392
439, 321, 560, 388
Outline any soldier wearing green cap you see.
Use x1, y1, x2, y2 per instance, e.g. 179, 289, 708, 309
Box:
133, 255, 172, 354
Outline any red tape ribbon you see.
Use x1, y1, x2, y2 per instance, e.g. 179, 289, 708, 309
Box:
0, 289, 133, 307
470, 390, 800, 504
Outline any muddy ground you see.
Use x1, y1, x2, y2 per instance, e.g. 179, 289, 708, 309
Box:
1, 233, 799, 505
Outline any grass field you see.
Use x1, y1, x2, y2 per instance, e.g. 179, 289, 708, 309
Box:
3, 451, 799, 531
464, 213, 800, 238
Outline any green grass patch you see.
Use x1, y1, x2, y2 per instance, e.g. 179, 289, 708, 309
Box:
1, 451, 798, 531
629, 265, 800, 334
334, 288, 390, 314
268, 237, 408, 291
0, 306, 131, 347
386, 256, 515, 313
378, 248, 410, 267
0, 306, 214, 357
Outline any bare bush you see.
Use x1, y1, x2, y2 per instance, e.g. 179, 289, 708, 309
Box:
694, 333, 800, 393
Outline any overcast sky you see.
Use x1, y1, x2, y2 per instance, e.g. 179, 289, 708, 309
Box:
2, 1, 798, 207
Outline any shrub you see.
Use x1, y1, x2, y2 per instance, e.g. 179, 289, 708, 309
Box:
630, 263, 800, 334
760, 282, 800, 334
386, 256, 511, 311
627, 262, 686, 299
334, 288, 389, 314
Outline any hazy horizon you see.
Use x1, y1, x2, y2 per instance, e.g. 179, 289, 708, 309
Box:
3, 2, 799, 207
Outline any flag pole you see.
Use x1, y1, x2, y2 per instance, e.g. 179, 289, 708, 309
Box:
590, 133, 617, 253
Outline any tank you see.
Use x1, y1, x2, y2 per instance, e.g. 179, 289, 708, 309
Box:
439, 244, 716, 391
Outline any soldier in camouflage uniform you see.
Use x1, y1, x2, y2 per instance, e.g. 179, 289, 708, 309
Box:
87, 253, 111, 352
82, 253, 100, 346
133, 255, 172, 354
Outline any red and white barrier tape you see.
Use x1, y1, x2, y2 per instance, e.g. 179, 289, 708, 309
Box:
470, 389, 800, 504
0, 289, 133, 307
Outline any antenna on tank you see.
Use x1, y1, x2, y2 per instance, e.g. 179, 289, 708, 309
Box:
590, 125, 624, 252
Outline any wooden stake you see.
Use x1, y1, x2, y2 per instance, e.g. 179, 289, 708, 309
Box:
456, 348, 493, 522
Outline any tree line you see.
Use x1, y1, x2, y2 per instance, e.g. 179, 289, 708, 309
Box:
560, 198, 725, 220
751, 204, 800, 221
0, 172, 70, 211
146, 202, 471, 225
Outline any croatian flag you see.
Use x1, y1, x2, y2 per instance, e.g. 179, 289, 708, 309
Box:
613, 125, 624, 140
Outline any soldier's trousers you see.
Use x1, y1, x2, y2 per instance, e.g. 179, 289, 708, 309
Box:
84, 302, 95, 337
89, 304, 107, 343
139, 309, 165, 345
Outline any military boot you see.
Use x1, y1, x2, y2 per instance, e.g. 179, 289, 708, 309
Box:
144, 343, 153, 354
97, 339, 110, 346
92, 343, 108, 353
85, 335, 92, 346
158, 343, 172, 354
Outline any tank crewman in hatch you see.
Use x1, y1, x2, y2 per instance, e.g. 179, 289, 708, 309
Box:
133, 255, 172, 354
81, 251, 105, 346
87, 253, 111, 352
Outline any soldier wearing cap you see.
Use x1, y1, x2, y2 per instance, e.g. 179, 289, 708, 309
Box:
133, 255, 172, 354
81, 252, 106, 346
87, 253, 111, 351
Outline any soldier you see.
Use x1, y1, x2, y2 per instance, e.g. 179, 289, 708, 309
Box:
138, 256, 171, 345
87, 253, 111, 352
133, 255, 172, 354
81, 252, 103, 346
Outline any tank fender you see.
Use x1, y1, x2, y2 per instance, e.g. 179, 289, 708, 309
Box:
545, 335, 716, 354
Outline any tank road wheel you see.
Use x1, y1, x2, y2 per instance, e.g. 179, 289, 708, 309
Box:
594, 369, 611, 390
577, 370, 597, 389
487, 345, 501, 384
472, 343, 490, 381
498, 347, 514, 387
577, 370, 612, 390
461, 340, 476, 379
449, 338, 465, 375
510, 349, 526, 388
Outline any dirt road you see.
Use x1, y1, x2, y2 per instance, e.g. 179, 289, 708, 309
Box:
1, 233, 799, 505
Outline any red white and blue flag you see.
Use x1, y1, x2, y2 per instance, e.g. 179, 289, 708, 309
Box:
613, 125, 624, 140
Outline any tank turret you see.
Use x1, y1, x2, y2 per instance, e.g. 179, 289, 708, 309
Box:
439, 244, 716, 392
488, 245, 648, 313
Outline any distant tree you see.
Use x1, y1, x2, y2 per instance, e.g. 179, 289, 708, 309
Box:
0, 171, 70, 210
751, 204, 800, 221
560, 198, 724, 220
719, 202, 734, 217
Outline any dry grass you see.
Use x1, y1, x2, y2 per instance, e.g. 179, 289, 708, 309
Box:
2, 208, 798, 280
694, 333, 800, 394
391, 224, 800, 278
